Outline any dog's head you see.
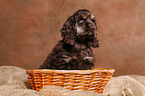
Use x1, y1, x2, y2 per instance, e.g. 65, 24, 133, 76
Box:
60, 9, 99, 48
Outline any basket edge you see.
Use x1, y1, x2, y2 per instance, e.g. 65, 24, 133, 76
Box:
26, 68, 115, 74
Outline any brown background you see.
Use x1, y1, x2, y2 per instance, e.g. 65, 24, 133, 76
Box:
0, 0, 145, 76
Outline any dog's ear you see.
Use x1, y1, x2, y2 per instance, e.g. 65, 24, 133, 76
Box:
60, 15, 75, 46
89, 20, 99, 48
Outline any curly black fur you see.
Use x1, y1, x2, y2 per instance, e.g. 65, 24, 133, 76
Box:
39, 9, 99, 70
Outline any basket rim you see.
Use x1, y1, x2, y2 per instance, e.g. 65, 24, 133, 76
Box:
26, 68, 115, 74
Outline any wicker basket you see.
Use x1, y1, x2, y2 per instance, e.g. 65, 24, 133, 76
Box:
26, 68, 115, 93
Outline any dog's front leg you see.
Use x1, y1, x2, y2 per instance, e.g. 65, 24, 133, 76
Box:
79, 49, 95, 70
61, 55, 73, 63
51, 54, 79, 70
80, 56, 94, 70
83, 56, 94, 63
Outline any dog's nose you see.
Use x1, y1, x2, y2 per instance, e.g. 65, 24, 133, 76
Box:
88, 23, 93, 28
88, 23, 95, 31
86, 20, 94, 27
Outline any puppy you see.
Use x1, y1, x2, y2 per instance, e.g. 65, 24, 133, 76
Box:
39, 9, 99, 70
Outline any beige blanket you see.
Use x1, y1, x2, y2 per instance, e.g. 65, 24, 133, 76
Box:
0, 66, 144, 96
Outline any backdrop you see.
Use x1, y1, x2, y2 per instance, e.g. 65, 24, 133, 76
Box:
0, 0, 145, 76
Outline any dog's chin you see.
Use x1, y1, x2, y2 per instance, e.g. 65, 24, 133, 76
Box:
90, 42, 99, 48
76, 32, 87, 41
88, 40, 99, 48
77, 32, 88, 36
77, 36, 86, 42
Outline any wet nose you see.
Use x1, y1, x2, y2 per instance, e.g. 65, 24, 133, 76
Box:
87, 21, 95, 30
88, 23, 93, 28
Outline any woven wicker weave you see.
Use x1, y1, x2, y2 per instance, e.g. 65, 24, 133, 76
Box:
26, 68, 115, 93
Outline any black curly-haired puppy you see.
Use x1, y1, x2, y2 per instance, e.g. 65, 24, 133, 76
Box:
39, 9, 99, 70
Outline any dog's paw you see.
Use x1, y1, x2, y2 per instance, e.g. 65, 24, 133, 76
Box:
83, 56, 94, 62
61, 55, 77, 63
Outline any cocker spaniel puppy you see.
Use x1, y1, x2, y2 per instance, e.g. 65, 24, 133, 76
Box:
39, 9, 99, 70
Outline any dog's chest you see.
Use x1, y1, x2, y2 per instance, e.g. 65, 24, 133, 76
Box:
62, 43, 94, 63
69, 47, 94, 61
